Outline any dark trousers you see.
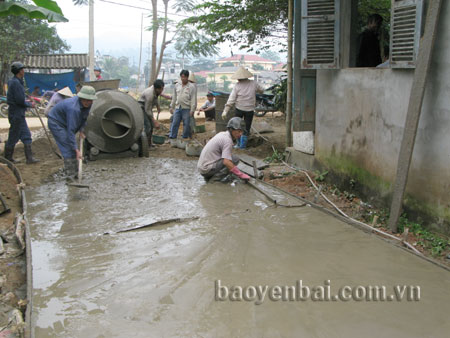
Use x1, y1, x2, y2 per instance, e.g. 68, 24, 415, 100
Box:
6, 115, 32, 147
202, 155, 240, 180
235, 108, 254, 136
48, 118, 75, 159
205, 108, 215, 120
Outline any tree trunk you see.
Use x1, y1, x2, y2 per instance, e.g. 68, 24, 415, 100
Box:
150, 0, 158, 85
155, 0, 170, 83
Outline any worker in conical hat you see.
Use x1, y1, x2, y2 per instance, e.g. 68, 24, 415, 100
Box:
222, 66, 264, 149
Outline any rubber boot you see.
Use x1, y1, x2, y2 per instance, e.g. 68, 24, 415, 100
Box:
64, 158, 77, 179
234, 136, 241, 149
3, 145, 16, 163
24, 144, 39, 164
239, 135, 248, 149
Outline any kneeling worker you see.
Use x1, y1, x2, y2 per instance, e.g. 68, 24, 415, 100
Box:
197, 117, 250, 181
47, 85, 97, 178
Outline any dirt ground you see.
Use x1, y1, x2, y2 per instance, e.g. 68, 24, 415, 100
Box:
0, 111, 448, 332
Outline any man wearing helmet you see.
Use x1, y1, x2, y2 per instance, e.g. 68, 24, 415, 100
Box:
94, 66, 102, 81
3, 61, 39, 164
197, 116, 250, 181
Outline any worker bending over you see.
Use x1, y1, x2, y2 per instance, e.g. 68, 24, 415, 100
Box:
197, 117, 250, 182
47, 86, 97, 178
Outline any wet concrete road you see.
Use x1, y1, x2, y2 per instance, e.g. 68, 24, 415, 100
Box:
27, 158, 450, 337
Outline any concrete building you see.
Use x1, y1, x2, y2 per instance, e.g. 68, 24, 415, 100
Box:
292, 0, 450, 234
215, 54, 277, 71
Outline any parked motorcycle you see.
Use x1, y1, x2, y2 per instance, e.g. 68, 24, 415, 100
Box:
0, 96, 7, 118
255, 89, 276, 117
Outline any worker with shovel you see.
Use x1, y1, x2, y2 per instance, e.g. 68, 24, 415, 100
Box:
197, 117, 250, 182
47, 86, 97, 178
3, 62, 39, 164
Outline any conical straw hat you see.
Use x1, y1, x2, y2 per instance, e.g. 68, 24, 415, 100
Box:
231, 66, 253, 80
188, 72, 196, 83
57, 87, 73, 97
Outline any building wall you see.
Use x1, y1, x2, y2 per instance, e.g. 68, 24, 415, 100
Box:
314, 1, 450, 233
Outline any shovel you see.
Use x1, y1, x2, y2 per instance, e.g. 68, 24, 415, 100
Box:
31, 109, 62, 159
68, 137, 89, 189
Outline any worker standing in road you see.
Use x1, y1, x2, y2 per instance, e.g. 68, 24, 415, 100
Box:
3, 62, 39, 164
197, 117, 250, 182
169, 70, 197, 147
138, 79, 164, 147
222, 66, 264, 149
47, 86, 97, 178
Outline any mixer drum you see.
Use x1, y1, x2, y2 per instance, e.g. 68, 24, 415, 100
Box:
84, 90, 144, 153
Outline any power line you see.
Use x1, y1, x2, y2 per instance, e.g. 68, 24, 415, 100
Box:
98, 0, 190, 18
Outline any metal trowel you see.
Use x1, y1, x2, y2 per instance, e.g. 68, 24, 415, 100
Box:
68, 138, 89, 189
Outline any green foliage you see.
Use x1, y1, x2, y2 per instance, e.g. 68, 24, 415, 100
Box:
397, 215, 450, 257
252, 64, 264, 71
264, 148, 285, 164
0, 0, 68, 22
272, 75, 287, 113
357, 0, 391, 52
98, 56, 136, 88
183, 0, 289, 52
260, 50, 281, 62
314, 170, 329, 182
174, 26, 219, 59
194, 75, 206, 84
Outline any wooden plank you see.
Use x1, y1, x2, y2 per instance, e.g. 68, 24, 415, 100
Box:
388, 0, 442, 232
238, 162, 263, 179
238, 154, 269, 170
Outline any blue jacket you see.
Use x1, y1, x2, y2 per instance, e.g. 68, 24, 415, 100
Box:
48, 96, 91, 151
7, 76, 32, 117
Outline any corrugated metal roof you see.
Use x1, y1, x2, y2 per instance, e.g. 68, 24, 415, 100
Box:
21, 54, 89, 69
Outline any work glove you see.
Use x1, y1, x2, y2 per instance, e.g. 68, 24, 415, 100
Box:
230, 166, 250, 180
222, 108, 229, 119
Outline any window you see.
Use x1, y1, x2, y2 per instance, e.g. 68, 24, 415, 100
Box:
300, 0, 424, 69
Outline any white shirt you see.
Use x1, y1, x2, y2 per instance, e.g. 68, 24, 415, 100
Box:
224, 79, 264, 113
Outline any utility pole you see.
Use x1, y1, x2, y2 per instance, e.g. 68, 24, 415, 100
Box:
88, 0, 95, 81
137, 13, 144, 93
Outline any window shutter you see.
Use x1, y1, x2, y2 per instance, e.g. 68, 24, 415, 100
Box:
390, 0, 424, 68
301, 0, 340, 69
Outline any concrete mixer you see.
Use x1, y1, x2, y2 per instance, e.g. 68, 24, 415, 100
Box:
84, 90, 149, 160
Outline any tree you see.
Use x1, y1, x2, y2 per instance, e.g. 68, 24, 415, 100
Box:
221, 61, 234, 67
0, 12, 69, 94
261, 50, 281, 62
147, 0, 218, 85
0, 0, 68, 22
183, 0, 289, 52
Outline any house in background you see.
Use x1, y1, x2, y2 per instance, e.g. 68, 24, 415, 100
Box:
215, 54, 277, 71
292, 0, 450, 234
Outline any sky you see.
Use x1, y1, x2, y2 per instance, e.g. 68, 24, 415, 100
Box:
51, 0, 228, 65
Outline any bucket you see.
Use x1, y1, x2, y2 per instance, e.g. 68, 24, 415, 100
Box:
185, 141, 203, 156
152, 134, 166, 144
194, 124, 206, 133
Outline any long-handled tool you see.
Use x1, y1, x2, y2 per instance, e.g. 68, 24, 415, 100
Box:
68, 138, 89, 189
31, 109, 62, 159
